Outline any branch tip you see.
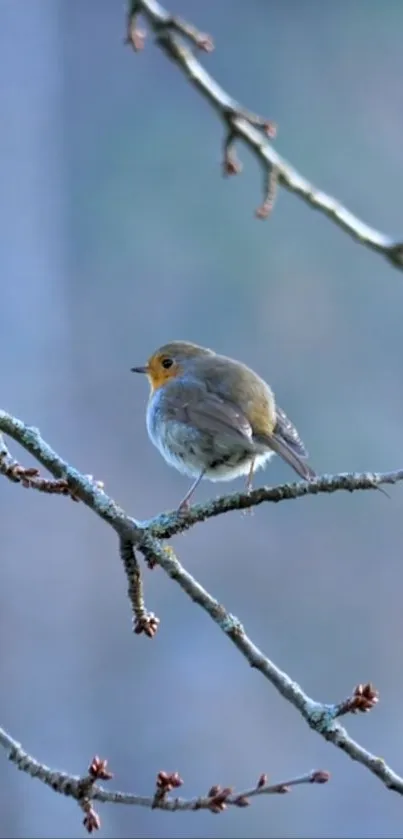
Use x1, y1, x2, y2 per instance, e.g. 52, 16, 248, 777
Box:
222, 109, 276, 192
310, 769, 330, 784
153, 770, 184, 808
125, 5, 146, 51
336, 683, 379, 717
255, 166, 279, 219
263, 120, 277, 139
133, 611, 160, 638
168, 16, 214, 52
0, 441, 80, 500
88, 756, 113, 782
119, 539, 160, 638
233, 104, 277, 137
126, 27, 147, 51
222, 129, 242, 176
156, 770, 184, 791
79, 755, 113, 833
82, 802, 101, 834
257, 772, 268, 789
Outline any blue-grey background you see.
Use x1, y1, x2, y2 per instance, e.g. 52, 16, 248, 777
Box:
1, 1, 403, 837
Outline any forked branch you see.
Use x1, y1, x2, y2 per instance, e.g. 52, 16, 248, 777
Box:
2, 3, 401, 835
0, 727, 328, 833
1, 409, 403, 814
126, 0, 403, 270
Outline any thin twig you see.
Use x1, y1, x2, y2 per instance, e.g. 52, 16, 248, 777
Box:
119, 539, 160, 637
0, 725, 327, 828
0, 434, 80, 500
126, 0, 403, 270
255, 165, 279, 219
143, 469, 403, 538
1, 412, 402, 537
1, 409, 403, 797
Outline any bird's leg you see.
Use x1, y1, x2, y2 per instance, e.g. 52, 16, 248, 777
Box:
242, 458, 256, 517
177, 470, 205, 514
245, 458, 255, 494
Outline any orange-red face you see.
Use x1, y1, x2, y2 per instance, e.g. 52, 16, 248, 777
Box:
131, 341, 214, 392
141, 350, 182, 391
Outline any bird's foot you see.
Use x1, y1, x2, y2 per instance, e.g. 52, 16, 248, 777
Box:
177, 498, 191, 516
242, 479, 255, 516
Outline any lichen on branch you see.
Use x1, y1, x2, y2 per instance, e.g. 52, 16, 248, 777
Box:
126, 0, 403, 270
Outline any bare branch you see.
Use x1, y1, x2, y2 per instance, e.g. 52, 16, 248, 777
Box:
144, 469, 403, 539
125, 0, 403, 270
0, 433, 80, 500
0, 412, 142, 536
0, 724, 327, 830
1, 411, 402, 539
1, 408, 403, 798
3, 3, 401, 833
119, 538, 160, 637
78, 757, 114, 833
255, 164, 279, 220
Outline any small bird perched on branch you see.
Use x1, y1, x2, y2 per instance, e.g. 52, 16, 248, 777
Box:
131, 341, 316, 511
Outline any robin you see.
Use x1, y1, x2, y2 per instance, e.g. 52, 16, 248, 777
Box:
131, 341, 316, 511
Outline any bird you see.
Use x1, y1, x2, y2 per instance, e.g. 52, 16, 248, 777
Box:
131, 341, 316, 511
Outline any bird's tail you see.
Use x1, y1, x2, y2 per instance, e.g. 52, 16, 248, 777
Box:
264, 431, 316, 481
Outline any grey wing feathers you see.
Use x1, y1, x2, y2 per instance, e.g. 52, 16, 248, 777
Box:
274, 406, 308, 458
267, 433, 316, 481
182, 394, 253, 445
258, 404, 316, 481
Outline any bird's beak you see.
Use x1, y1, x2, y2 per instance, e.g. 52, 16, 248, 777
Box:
130, 365, 148, 374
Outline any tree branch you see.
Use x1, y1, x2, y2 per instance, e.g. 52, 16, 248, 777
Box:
0, 433, 80, 500
126, 0, 403, 270
0, 726, 328, 833
3, 4, 400, 834
1, 408, 403, 807
143, 468, 403, 538
119, 538, 160, 637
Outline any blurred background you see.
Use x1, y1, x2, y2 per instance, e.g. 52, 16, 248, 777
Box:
1, 1, 403, 836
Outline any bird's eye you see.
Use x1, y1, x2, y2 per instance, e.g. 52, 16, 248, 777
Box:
161, 357, 173, 370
